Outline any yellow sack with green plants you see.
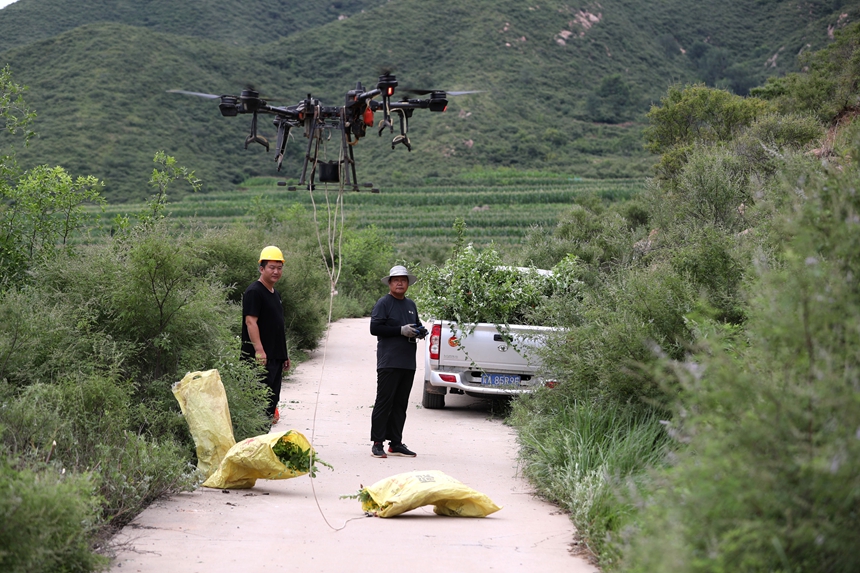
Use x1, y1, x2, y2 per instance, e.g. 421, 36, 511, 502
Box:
354, 470, 502, 518
171, 369, 236, 479
202, 430, 330, 489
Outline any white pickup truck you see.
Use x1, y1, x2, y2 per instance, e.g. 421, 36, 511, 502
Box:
421, 320, 554, 409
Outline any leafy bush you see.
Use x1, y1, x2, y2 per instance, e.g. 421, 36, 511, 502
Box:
520, 202, 637, 274
617, 119, 860, 573
669, 226, 748, 324
586, 74, 641, 124
213, 353, 275, 442
334, 225, 394, 316
671, 145, 750, 231
413, 240, 571, 327
539, 263, 696, 406
0, 454, 106, 573
0, 376, 196, 528
110, 222, 234, 380
644, 84, 770, 182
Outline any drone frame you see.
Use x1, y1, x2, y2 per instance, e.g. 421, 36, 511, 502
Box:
201, 73, 450, 193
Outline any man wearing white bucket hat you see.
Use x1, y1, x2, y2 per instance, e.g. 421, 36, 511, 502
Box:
369, 265, 426, 458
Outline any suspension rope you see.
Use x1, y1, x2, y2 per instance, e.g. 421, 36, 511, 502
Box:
302, 118, 366, 531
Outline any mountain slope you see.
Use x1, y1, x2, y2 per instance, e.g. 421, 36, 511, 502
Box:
0, 0, 386, 53
1, 0, 856, 200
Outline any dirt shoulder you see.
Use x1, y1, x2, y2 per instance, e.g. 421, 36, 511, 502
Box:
109, 318, 596, 573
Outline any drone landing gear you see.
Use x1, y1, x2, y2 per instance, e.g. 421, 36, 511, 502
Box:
284, 126, 380, 193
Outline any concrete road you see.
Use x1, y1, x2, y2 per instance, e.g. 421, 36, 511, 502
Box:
109, 318, 596, 573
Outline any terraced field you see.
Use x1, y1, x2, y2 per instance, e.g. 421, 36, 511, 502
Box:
94, 175, 646, 262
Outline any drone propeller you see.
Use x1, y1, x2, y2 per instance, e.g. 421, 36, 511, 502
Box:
168, 88, 285, 103
166, 89, 222, 99
401, 89, 483, 97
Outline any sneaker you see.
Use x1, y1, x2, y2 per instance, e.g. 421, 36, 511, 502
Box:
371, 442, 387, 458
387, 443, 417, 457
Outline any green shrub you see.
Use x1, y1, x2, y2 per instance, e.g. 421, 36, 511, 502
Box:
413, 242, 568, 327
0, 376, 196, 528
539, 263, 696, 405
618, 127, 860, 573
111, 222, 234, 380
335, 225, 394, 316
213, 355, 272, 442
520, 201, 639, 274
586, 74, 641, 124
0, 284, 133, 387
669, 226, 748, 324
0, 455, 107, 573
644, 84, 770, 182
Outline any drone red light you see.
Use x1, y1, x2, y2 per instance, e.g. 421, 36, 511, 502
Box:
386, 87, 394, 96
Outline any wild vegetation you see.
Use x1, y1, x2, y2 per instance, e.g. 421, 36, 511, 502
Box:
0, 64, 397, 570
508, 22, 860, 571
2, 2, 860, 572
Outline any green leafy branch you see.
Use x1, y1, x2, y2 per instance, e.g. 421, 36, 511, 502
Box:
271, 432, 333, 478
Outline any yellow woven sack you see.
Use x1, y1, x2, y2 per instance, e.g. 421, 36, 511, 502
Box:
171, 369, 236, 479
202, 430, 313, 489
360, 470, 502, 518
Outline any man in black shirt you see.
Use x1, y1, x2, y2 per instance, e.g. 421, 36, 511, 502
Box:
369, 265, 424, 458
241, 246, 291, 423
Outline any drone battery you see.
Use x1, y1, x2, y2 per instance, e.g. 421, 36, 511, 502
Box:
318, 161, 340, 183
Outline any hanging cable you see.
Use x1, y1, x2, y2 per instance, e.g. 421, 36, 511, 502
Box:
302, 116, 364, 531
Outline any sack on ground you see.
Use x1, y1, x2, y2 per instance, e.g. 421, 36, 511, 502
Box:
202, 430, 313, 489
360, 470, 502, 518
172, 369, 236, 479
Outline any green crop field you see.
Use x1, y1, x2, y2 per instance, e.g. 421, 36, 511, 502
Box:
89, 175, 646, 263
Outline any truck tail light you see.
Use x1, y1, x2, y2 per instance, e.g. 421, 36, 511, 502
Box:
439, 374, 456, 383
429, 324, 441, 360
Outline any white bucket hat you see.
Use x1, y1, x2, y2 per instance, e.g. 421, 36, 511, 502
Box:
381, 265, 417, 286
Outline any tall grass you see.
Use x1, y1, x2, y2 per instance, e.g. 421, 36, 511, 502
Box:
511, 393, 670, 564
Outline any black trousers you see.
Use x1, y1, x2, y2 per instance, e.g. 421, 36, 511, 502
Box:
370, 368, 415, 445
261, 359, 285, 419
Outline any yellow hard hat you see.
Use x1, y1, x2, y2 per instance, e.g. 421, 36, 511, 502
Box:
259, 245, 285, 263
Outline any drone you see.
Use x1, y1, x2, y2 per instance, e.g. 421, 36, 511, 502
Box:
169, 73, 477, 192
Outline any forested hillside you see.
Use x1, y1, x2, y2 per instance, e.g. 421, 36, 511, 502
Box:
0, 0, 386, 53
0, 0, 855, 200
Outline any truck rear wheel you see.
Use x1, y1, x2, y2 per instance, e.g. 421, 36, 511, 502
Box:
422, 388, 445, 409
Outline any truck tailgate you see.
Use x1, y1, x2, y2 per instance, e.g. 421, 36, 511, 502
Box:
435, 322, 552, 373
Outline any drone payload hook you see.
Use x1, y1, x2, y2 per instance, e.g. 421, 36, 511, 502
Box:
391, 110, 412, 151
245, 112, 269, 151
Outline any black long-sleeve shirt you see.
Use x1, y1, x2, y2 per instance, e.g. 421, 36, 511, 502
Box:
370, 294, 420, 370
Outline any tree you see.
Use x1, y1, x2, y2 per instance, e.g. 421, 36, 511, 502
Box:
643, 84, 769, 183
586, 74, 638, 124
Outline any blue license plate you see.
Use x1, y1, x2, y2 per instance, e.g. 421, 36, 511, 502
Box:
480, 373, 521, 386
